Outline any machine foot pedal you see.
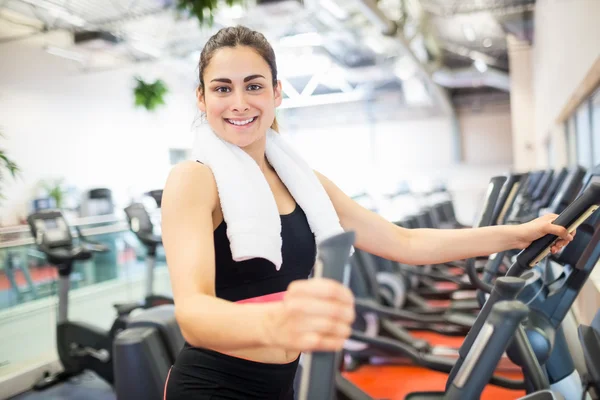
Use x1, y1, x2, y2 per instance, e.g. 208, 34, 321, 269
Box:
33, 370, 77, 391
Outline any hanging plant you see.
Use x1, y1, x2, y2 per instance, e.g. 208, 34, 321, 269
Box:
133, 76, 169, 112
176, 0, 243, 27
0, 129, 20, 202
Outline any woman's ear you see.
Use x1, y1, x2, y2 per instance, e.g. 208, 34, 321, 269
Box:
196, 87, 206, 112
274, 80, 283, 107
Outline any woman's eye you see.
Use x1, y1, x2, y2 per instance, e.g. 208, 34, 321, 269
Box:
248, 84, 262, 91
215, 87, 230, 93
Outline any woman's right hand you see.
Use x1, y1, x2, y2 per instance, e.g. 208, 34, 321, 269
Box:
263, 278, 356, 352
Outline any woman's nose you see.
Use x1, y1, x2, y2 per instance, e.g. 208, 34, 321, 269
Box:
231, 91, 249, 112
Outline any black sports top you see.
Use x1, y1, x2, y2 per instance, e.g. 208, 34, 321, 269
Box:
164, 166, 319, 400
214, 204, 317, 302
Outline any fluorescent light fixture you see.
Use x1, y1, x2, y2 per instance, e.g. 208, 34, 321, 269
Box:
278, 32, 323, 48
462, 24, 476, 42
474, 58, 488, 73
20, 0, 86, 27
277, 51, 329, 77
131, 41, 162, 58
45, 45, 86, 63
219, 3, 245, 19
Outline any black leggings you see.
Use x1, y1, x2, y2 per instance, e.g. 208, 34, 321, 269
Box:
164, 344, 301, 400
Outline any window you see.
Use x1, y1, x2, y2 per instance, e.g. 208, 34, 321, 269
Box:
566, 117, 577, 166
547, 136, 555, 167
575, 100, 593, 168
592, 88, 600, 166
169, 148, 191, 165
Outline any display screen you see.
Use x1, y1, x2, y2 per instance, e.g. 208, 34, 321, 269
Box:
588, 175, 600, 188
44, 219, 58, 230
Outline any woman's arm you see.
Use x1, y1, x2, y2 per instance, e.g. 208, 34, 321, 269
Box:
315, 171, 573, 266
162, 161, 276, 352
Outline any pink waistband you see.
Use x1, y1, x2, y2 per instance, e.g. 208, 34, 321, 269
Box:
236, 291, 285, 304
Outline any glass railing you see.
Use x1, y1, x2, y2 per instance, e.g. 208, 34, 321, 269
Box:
0, 214, 166, 311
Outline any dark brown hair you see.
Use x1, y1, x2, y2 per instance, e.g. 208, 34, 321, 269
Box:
198, 25, 279, 131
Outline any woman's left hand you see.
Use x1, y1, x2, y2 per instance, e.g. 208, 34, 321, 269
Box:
514, 213, 575, 253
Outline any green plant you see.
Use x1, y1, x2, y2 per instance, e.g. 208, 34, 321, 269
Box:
41, 178, 66, 208
0, 129, 20, 202
133, 77, 168, 112
176, 0, 244, 27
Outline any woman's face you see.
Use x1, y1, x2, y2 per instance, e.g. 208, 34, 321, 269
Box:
198, 46, 282, 148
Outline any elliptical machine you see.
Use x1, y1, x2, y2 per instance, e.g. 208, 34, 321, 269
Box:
28, 209, 142, 390
124, 202, 173, 308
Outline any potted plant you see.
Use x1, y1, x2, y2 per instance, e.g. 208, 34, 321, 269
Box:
133, 76, 169, 112
39, 178, 66, 208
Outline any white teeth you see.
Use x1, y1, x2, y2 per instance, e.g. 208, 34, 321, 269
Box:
228, 117, 255, 126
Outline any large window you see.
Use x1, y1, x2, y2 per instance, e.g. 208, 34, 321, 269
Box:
593, 88, 600, 166
547, 137, 555, 168
575, 100, 593, 168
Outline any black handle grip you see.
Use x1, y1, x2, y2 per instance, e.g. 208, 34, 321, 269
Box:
298, 231, 355, 400
476, 176, 508, 228
446, 276, 526, 389
510, 182, 600, 275
492, 173, 527, 225
446, 301, 530, 400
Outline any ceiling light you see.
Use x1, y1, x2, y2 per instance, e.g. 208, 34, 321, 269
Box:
45, 45, 86, 63
482, 38, 492, 48
462, 24, 476, 42
131, 41, 162, 58
319, 0, 349, 20
219, 4, 245, 19
278, 32, 323, 48
474, 58, 488, 73
20, 0, 86, 27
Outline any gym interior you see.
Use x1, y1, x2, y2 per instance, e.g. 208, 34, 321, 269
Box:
1, 0, 600, 399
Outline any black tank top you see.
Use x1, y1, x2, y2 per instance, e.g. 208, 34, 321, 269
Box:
214, 204, 316, 302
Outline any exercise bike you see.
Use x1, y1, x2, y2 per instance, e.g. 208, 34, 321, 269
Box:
124, 202, 173, 308
28, 209, 142, 390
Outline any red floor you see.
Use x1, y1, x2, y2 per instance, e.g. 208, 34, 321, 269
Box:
343, 329, 525, 399
344, 365, 524, 399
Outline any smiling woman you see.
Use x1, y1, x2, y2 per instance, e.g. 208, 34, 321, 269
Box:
161, 25, 356, 400
196, 29, 282, 149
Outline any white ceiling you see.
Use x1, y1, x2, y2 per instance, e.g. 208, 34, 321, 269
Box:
0, 0, 533, 110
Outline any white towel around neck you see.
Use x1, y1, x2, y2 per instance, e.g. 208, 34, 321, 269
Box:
192, 126, 346, 270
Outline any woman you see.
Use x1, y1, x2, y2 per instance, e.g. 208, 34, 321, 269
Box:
161, 25, 573, 399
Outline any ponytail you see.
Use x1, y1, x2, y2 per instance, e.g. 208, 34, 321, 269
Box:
270, 116, 279, 132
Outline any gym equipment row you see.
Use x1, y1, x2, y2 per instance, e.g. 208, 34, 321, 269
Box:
300, 168, 600, 400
